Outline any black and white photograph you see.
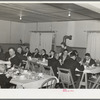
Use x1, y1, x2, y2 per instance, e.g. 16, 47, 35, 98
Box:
0, 1, 100, 99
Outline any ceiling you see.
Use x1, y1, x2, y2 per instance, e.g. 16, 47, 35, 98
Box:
0, 3, 100, 23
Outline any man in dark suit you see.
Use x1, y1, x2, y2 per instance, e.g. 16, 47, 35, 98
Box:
8, 47, 21, 68
48, 50, 60, 77
62, 51, 84, 82
32, 48, 40, 58
24, 47, 32, 57
0, 65, 12, 88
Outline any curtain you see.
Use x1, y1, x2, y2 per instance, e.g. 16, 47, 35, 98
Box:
30, 33, 40, 52
40, 33, 53, 54
30, 32, 53, 54
86, 32, 100, 60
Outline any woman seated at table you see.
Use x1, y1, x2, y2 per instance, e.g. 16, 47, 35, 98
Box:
59, 49, 69, 66
40, 49, 48, 60
80, 53, 97, 80
81, 53, 96, 67
48, 50, 60, 77
23, 47, 32, 57
8, 47, 21, 68
16, 47, 27, 68
0, 65, 12, 88
32, 48, 40, 58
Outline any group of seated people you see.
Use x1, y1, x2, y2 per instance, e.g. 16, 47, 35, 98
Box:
0, 42, 97, 88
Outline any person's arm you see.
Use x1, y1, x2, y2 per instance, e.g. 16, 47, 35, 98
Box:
76, 61, 84, 71
90, 59, 97, 66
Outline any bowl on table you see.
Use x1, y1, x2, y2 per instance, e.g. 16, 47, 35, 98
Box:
23, 70, 28, 74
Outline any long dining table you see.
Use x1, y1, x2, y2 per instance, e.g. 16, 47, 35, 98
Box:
76, 66, 100, 88
9, 69, 58, 89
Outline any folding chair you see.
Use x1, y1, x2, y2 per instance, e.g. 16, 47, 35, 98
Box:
88, 75, 100, 89
40, 77, 57, 89
57, 67, 75, 88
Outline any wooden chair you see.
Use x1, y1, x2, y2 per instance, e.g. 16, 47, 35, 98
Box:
40, 77, 57, 89
88, 75, 100, 89
42, 66, 54, 76
57, 67, 75, 88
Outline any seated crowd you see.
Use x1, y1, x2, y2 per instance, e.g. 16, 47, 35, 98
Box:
0, 42, 97, 88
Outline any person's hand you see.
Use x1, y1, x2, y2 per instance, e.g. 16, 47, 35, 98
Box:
79, 61, 83, 65
6, 74, 11, 78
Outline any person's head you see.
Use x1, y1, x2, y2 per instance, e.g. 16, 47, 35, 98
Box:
35, 48, 39, 53
17, 46, 23, 54
41, 49, 46, 55
0, 65, 6, 73
8, 47, 16, 57
0, 46, 3, 53
25, 47, 30, 52
85, 53, 91, 61
50, 50, 55, 57
72, 50, 78, 56
63, 49, 68, 57
61, 42, 66, 48
70, 51, 77, 60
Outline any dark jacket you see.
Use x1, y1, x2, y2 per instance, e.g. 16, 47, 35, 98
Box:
48, 57, 60, 77
83, 58, 96, 66
32, 53, 41, 58
0, 52, 5, 61
5, 52, 10, 61
24, 52, 32, 57
10, 55, 21, 67
41, 54, 48, 60
62, 57, 84, 81
16, 52, 27, 61
0, 74, 12, 88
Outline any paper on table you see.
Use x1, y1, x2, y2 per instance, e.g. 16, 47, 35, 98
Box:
84, 70, 91, 73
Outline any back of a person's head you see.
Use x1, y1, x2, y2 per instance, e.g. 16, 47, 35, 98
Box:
70, 51, 77, 57
85, 53, 91, 57
73, 50, 78, 56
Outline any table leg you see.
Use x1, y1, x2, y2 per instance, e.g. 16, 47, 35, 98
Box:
85, 73, 87, 88
79, 73, 87, 88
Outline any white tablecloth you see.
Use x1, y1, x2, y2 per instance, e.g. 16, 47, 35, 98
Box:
76, 67, 100, 74
10, 75, 58, 89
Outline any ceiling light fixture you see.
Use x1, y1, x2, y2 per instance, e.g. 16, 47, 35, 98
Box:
68, 10, 71, 17
20, 15, 22, 20
19, 10, 22, 20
